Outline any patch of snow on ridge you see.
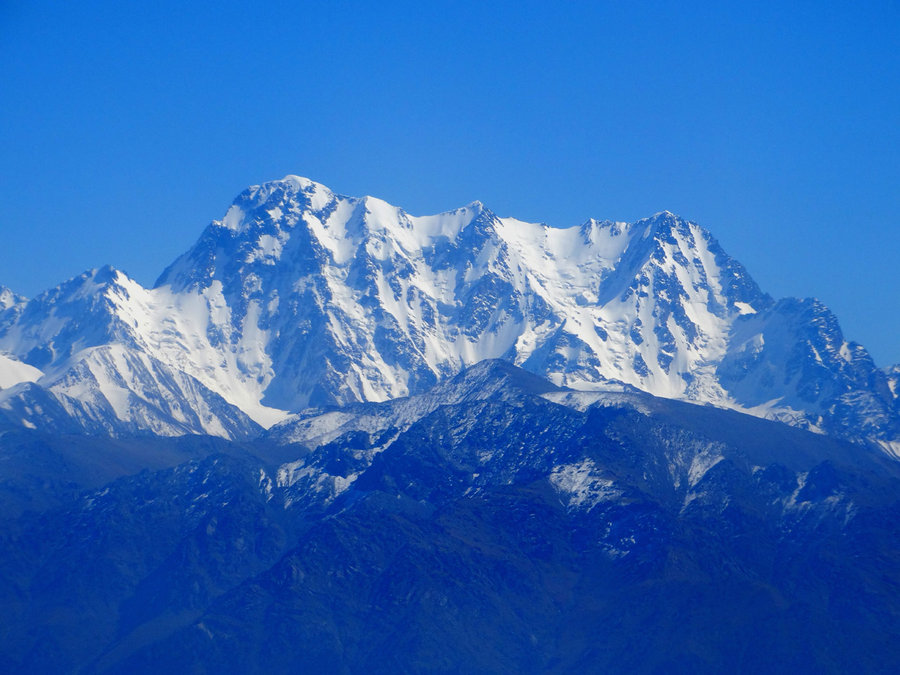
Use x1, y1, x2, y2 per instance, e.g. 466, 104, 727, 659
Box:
876, 440, 900, 460
688, 446, 724, 487
549, 458, 622, 511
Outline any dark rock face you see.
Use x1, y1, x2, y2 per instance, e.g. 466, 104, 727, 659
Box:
2, 363, 900, 673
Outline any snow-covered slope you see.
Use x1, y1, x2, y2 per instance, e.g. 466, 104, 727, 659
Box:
0, 268, 260, 437
0, 175, 895, 443
887, 365, 900, 399
0, 353, 41, 390
719, 298, 898, 439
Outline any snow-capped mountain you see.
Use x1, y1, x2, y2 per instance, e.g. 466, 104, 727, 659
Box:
0, 176, 896, 444
155, 177, 768, 413
0, 268, 260, 437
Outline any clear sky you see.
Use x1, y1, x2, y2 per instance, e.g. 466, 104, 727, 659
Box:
1, 1, 898, 364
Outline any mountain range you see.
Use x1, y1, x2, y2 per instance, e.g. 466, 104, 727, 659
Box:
3, 359, 900, 672
0, 175, 897, 454
3, 177, 900, 672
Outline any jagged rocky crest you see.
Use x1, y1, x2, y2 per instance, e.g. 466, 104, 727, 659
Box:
0, 176, 896, 447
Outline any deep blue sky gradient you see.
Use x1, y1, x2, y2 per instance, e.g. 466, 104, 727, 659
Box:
2, 1, 899, 363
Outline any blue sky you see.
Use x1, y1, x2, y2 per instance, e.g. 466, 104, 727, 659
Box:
1, 1, 899, 364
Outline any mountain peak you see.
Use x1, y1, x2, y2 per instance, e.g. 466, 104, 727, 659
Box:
639, 209, 692, 234
279, 174, 330, 191
32, 265, 134, 305
91, 264, 130, 286
441, 359, 563, 399
0, 286, 25, 311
